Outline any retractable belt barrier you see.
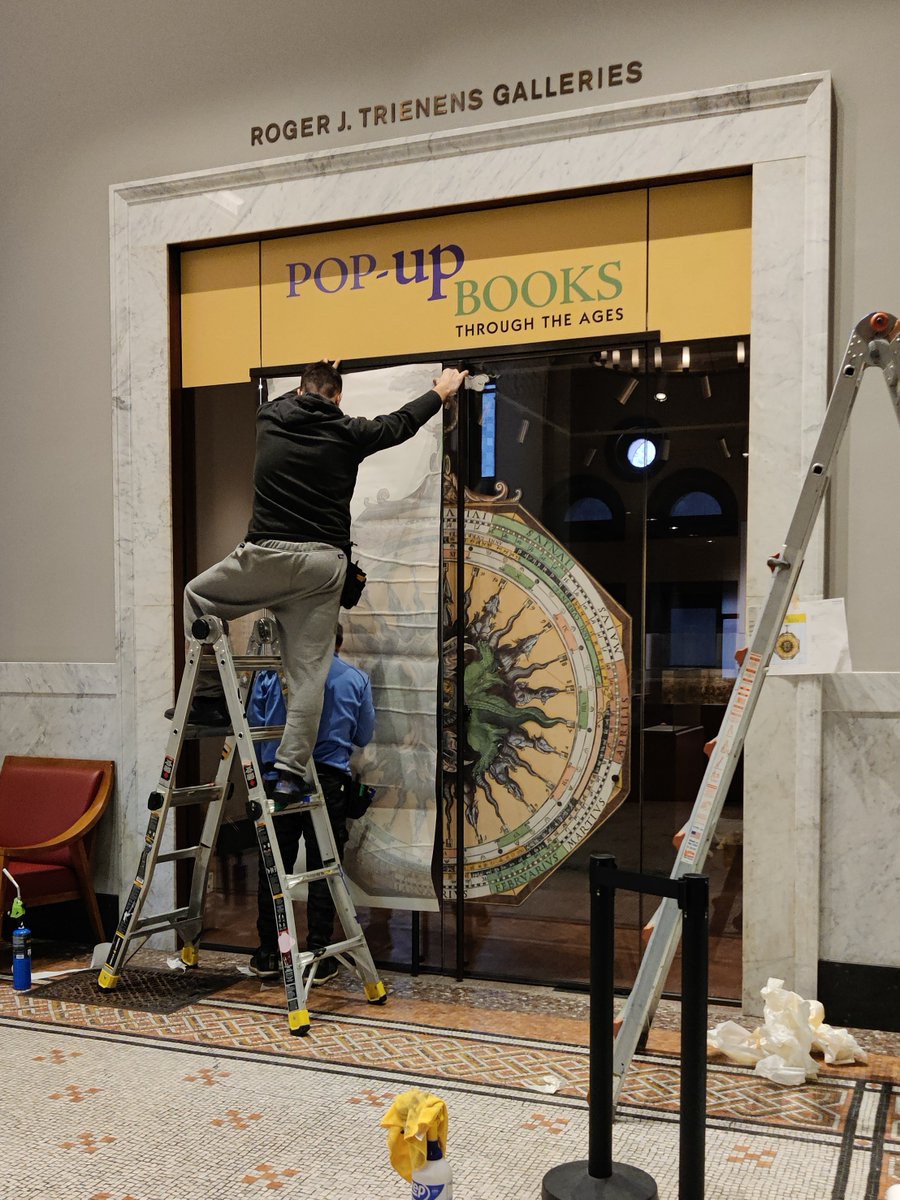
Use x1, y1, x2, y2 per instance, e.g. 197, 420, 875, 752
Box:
542, 854, 709, 1200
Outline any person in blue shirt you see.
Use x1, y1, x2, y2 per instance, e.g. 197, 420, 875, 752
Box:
250, 623, 375, 983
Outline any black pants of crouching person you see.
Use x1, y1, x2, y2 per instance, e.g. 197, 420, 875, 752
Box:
255, 763, 352, 954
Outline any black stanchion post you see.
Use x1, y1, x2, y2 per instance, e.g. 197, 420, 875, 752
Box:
678, 873, 709, 1200
454, 379, 468, 983
411, 910, 420, 977
589, 853, 616, 1179
541, 855, 658, 1200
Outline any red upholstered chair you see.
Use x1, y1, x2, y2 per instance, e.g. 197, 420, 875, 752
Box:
0, 756, 114, 942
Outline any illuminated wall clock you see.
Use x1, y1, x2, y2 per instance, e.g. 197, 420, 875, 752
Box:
443, 486, 631, 902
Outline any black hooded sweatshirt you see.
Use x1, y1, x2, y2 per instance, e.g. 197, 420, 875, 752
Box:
246, 388, 442, 548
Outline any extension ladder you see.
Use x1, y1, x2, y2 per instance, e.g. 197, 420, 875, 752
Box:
613, 312, 900, 1105
97, 614, 386, 1034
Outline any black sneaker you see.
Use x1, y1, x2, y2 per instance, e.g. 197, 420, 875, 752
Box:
248, 949, 281, 979
164, 695, 232, 728
310, 957, 338, 986
272, 770, 313, 813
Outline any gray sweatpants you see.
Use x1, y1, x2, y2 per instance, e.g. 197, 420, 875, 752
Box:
184, 539, 346, 779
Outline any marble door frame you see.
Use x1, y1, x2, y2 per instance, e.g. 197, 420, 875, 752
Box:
110, 73, 832, 1006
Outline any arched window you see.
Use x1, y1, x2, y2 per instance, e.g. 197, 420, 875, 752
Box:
565, 497, 614, 522
543, 476, 625, 542
649, 470, 739, 538
670, 491, 722, 518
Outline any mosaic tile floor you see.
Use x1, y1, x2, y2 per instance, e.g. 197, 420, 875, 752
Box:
1, 949, 898, 1199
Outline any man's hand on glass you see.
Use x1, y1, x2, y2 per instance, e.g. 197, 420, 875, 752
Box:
433, 367, 469, 404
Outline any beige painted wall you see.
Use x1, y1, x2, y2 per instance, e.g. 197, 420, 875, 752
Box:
1, 0, 898, 664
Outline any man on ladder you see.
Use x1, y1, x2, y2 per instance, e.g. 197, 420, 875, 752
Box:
182, 359, 467, 799
100, 359, 466, 1033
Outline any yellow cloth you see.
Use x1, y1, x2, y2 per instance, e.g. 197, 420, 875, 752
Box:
380, 1089, 449, 1182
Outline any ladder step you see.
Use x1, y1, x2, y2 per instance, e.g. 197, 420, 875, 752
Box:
170, 784, 225, 807
134, 907, 191, 933
305, 934, 366, 959
232, 655, 282, 670
178, 726, 235, 741
249, 725, 286, 740
157, 845, 206, 863
270, 796, 325, 816
200, 655, 282, 671
284, 864, 342, 892
169, 724, 285, 742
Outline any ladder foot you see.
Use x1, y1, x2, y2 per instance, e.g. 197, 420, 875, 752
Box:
97, 968, 120, 991
288, 1009, 311, 1036
365, 980, 388, 1004
180, 944, 200, 968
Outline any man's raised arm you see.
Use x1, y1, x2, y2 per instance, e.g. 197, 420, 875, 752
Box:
351, 367, 469, 455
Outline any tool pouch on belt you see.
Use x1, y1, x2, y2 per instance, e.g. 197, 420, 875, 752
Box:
346, 776, 377, 820
340, 547, 367, 609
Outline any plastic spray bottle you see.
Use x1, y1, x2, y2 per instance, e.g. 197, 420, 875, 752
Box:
411, 1139, 453, 1199
12, 914, 32, 991
4, 867, 31, 992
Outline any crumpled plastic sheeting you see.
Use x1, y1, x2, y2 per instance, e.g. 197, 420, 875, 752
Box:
707, 977, 868, 1085
522, 1073, 564, 1094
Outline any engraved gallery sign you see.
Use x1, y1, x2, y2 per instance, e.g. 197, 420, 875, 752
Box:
249, 60, 644, 145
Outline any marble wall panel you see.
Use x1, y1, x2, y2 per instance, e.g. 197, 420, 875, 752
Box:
742, 151, 827, 1011
821, 674, 900, 968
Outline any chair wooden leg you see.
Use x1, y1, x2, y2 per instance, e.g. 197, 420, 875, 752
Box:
71, 842, 106, 943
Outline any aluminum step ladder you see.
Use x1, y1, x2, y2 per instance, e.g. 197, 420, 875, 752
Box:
97, 614, 387, 1035
613, 311, 900, 1106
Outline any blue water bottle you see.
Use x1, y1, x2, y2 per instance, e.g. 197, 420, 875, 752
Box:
11, 895, 32, 991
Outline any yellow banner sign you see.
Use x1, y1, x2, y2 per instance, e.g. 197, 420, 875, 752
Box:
181, 178, 751, 385
261, 191, 649, 364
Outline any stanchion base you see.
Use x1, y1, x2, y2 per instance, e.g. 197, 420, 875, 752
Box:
542, 1160, 658, 1199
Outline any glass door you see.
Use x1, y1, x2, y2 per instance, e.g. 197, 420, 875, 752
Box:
437, 334, 749, 999
182, 343, 749, 1003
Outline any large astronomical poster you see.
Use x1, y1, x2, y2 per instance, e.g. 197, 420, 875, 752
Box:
261, 367, 630, 910
443, 496, 631, 902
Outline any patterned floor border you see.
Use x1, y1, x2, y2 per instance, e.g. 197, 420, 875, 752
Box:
1, 979, 900, 1195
